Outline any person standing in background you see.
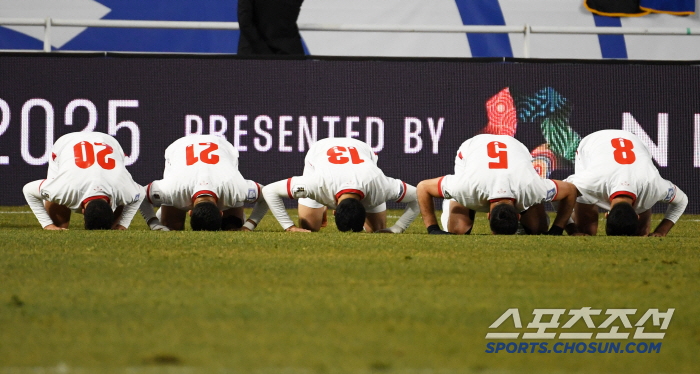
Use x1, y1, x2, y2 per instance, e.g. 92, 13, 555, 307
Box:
237, 0, 305, 55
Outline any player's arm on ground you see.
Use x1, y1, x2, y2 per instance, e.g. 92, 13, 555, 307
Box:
115, 187, 147, 230
548, 180, 578, 235
138, 183, 170, 231
261, 178, 311, 232
22, 180, 62, 230
376, 182, 419, 234
651, 186, 688, 237
416, 177, 451, 235
241, 182, 269, 232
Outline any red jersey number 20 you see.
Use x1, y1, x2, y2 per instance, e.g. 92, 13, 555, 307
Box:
487, 141, 508, 169
327, 146, 365, 165
186, 143, 220, 166
73, 141, 115, 170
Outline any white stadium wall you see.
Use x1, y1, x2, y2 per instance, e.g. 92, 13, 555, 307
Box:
1, 0, 700, 59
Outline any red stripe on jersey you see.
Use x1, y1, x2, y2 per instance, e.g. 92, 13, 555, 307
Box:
437, 176, 445, 198
81, 195, 110, 209
287, 178, 293, 199
458, 151, 463, 160
488, 198, 516, 204
255, 182, 261, 202
192, 190, 218, 203
38, 179, 46, 193
146, 182, 153, 204
396, 181, 407, 203
551, 180, 559, 201
336, 189, 365, 200
610, 191, 636, 204
51, 153, 56, 161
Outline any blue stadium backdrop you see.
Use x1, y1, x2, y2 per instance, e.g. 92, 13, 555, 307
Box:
0, 54, 698, 213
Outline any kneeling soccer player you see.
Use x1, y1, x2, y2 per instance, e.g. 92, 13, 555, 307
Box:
418, 134, 578, 235
262, 137, 419, 233
566, 129, 688, 236
139, 135, 268, 231
23, 132, 145, 230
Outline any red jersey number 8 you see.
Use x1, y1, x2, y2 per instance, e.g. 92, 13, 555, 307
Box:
611, 138, 636, 165
327, 146, 365, 165
487, 141, 508, 169
186, 143, 220, 165
73, 141, 116, 170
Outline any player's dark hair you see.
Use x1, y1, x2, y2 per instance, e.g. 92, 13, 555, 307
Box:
221, 215, 243, 231
84, 199, 113, 230
606, 202, 638, 236
335, 198, 366, 232
190, 202, 222, 231
489, 204, 519, 235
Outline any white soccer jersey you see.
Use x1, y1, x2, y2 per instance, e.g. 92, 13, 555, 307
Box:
39, 132, 144, 211
567, 130, 682, 215
287, 137, 408, 211
146, 135, 260, 210
439, 134, 558, 212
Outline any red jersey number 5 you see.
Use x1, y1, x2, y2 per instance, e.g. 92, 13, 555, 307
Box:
73, 141, 116, 170
186, 143, 220, 165
327, 146, 365, 165
487, 141, 508, 169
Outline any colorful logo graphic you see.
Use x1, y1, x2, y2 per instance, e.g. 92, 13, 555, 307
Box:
482, 87, 581, 178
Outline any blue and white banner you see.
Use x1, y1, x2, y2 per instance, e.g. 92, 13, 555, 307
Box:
1, 0, 700, 59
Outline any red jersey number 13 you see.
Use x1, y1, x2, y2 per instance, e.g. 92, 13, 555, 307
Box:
327, 146, 365, 165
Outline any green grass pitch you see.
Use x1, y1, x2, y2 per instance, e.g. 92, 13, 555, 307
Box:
1, 206, 699, 373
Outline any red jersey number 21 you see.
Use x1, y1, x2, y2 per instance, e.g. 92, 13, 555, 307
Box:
186, 143, 220, 165
487, 141, 508, 169
327, 146, 365, 165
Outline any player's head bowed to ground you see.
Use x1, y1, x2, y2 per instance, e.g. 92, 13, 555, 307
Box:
189, 200, 223, 231
83, 198, 115, 230
417, 134, 578, 235
262, 137, 419, 233
334, 196, 366, 232
565, 129, 688, 237
488, 202, 520, 235
138, 135, 269, 232
22, 132, 145, 230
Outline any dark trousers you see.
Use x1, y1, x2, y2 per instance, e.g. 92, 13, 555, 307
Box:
237, 0, 305, 55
